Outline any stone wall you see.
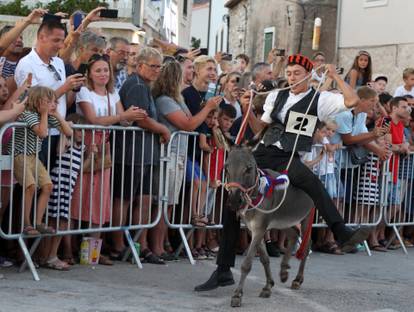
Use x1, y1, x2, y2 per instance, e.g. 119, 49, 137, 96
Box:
227, 0, 337, 67
338, 44, 414, 94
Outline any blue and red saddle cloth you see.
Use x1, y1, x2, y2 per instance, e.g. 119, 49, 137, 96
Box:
253, 169, 289, 206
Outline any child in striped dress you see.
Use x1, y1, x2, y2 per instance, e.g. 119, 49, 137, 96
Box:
45, 114, 91, 270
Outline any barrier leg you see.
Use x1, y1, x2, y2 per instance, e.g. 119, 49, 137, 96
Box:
122, 229, 142, 262
178, 227, 195, 265
124, 229, 143, 269
393, 226, 408, 255
363, 240, 372, 257
19, 237, 42, 273
175, 228, 194, 258
18, 236, 40, 281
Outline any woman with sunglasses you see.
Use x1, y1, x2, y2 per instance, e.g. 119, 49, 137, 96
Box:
345, 50, 373, 89
71, 53, 146, 265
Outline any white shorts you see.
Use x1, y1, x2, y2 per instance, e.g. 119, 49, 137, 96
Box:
166, 152, 185, 205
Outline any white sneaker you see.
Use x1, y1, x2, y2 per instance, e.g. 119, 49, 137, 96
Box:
0, 257, 13, 268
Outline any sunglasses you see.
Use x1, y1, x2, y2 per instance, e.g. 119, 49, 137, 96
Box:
358, 50, 370, 57
47, 64, 62, 81
143, 63, 162, 70
88, 53, 110, 64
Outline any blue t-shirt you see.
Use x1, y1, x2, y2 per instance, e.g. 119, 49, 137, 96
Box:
332, 110, 368, 167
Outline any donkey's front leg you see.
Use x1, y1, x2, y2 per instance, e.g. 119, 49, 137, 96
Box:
231, 229, 265, 308
257, 241, 274, 298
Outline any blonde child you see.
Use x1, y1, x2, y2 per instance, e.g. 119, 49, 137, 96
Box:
8, 86, 73, 235
303, 120, 343, 254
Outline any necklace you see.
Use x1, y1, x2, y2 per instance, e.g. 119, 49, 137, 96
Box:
193, 85, 206, 105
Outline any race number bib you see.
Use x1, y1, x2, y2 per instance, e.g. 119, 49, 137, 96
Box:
285, 111, 317, 137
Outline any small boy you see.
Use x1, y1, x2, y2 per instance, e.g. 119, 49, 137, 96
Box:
8, 86, 73, 235
394, 68, 414, 99
373, 75, 388, 94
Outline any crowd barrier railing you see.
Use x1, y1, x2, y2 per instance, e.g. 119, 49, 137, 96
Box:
2, 122, 413, 280
309, 145, 386, 256
381, 153, 414, 255
162, 131, 226, 264
0, 122, 164, 280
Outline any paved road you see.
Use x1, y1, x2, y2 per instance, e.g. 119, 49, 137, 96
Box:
0, 250, 413, 312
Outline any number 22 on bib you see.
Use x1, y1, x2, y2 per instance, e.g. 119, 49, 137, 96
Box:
285, 111, 318, 137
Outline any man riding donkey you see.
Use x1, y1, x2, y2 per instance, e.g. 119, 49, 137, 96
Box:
195, 54, 374, 291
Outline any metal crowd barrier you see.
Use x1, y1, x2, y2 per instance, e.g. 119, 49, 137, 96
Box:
0, 122, 164, 280
2, 122, 412, 280
162, 131, 226, 264
308, 145, 386, 256
382, 153, 414, 255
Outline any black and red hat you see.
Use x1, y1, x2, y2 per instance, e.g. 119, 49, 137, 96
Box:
287, 54, 313, 72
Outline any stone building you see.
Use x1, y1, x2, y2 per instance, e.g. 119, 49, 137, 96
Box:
337, 0, 413, 92
224, 0, 337, 66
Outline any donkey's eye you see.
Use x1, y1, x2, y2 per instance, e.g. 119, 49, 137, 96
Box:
244, 166, 253, 173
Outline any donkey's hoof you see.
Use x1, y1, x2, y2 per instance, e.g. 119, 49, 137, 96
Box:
259, 289, 271, 298
231, 296, 242, 307
280, 271, 289, 283
291, 279, 302, 290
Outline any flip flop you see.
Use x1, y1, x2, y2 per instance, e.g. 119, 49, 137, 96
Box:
141, 249, 165, 265
369, 245, 387, 252
36, 223, 55, 234
46, 257, 71, 271
23, 225, 40, 236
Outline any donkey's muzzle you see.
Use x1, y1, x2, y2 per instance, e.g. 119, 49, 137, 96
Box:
227, 188, 244, 211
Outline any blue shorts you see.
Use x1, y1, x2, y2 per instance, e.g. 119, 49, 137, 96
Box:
385, 179, 402, 206
185, 159, 206, 182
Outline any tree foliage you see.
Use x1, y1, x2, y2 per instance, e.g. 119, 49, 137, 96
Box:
0, 0, 108, 17
41, 0, 108, 16
191, 37, 201, 49
0, 0, 31, 16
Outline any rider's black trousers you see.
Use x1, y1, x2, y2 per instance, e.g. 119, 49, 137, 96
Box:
217, 144, 348, 268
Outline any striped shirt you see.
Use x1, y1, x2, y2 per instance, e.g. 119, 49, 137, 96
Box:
8, 110, 61, 156
0, 57, 17, 78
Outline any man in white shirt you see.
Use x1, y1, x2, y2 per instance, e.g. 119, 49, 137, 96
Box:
15, 20, 85, 165
195, 54, 369, 292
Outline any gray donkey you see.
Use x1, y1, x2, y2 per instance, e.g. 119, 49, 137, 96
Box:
225, 146, 314, 308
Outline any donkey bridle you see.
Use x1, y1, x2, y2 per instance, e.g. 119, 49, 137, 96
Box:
224, 169, 263, 210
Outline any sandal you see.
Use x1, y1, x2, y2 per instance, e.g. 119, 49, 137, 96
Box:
191, 215, 208, 227
46, 257, 70, 271
369, 244, 387, 252
61, 256, 76, 265
164, 242, 174, 254
403, 239, 414, 247
194, 248, 207, 260
160, 252, 178, 262
99, 254, 114, 266
318, 242, 344, 255
23, 225, 40, 236
109, 248, 127, 261
141, 249, 165, 265
36, 223, 55, 234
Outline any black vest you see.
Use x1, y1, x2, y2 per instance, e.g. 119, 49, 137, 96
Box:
262, 88, 320, 152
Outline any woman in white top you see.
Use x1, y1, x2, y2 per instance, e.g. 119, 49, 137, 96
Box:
71, 54, 145, 265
